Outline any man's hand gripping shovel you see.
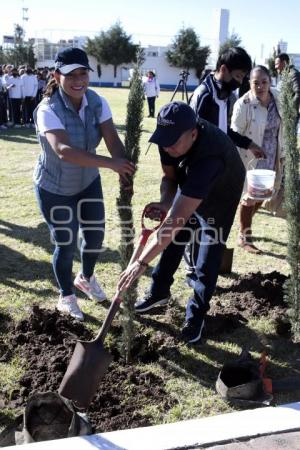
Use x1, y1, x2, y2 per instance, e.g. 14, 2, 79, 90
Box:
58, 206, 165, 409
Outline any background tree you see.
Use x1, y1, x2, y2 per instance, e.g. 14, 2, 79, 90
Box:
0, 25, 36, 67
85, 22, 138, 84
218, 32, 242, 56
166, 27, 210, 82
280, 69, 300, 342
266, 47, 279, 78
117, 50, 144, 361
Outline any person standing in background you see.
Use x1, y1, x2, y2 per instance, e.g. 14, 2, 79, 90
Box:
21, 67, 38, 127
231, 65, 284, 254
6, 67, 23, 127
143, 70, 160, 118
275, 53, 300, 118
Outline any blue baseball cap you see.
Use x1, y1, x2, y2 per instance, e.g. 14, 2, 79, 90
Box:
149, 101, 197, 147
54, 47, 93, 75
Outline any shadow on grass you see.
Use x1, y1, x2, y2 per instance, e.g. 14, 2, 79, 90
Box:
259, 250, 287, 260
0, 219, 52, 254
0, 219, 126, 267
254, 236, 287, 247
0, 128, 37, 144
0, 243, 55, 295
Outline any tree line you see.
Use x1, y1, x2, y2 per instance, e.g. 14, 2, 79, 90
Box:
1, 21, 243, 80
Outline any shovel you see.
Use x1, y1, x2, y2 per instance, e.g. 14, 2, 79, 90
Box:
58, 291, 122, 409
58, 207, 165, 410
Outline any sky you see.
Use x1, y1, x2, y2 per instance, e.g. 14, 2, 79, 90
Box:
1, 0, 300, 62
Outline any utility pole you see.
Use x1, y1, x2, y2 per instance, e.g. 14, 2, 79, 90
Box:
22, 0, 29, 40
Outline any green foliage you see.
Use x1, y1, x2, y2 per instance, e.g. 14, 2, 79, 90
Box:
0, 25, 36, 67
85, 22, 138, 79
266, 47, 278, 78
166, 27, 210, 81
218, 32, 242, 56
280, 69, 300, 342
117, 50, 144, 361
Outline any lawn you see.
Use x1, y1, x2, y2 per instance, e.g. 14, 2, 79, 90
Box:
0, 87, 298, 436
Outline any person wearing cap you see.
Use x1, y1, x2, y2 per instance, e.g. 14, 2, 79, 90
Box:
33, 47, 135, 321
118, 101, 245, 343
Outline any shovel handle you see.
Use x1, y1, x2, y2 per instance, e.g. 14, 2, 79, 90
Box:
128, 207, 166, 266
93, 292, 122, 344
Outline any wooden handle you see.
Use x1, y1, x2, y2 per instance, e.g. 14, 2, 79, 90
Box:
93, 292, 122, 344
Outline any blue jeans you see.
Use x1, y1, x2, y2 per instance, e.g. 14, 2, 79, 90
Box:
150, 214, 231, 324
35, 176, 105, 296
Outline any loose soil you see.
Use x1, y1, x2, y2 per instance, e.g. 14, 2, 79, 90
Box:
0, 270, 291, 442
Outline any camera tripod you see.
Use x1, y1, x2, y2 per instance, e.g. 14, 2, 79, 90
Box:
170, 71, 190, 103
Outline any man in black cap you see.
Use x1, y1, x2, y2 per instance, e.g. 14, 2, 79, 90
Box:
118, 101, 245, 343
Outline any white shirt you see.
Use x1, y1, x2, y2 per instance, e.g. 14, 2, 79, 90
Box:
211, 82, 227, 133
21, 73, 38, 97
36, 93, 112, 136
6, 76, 23, 99
143, 76, 160, 97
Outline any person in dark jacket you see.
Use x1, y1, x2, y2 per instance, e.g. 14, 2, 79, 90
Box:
118, 102, 245, 344
189, 47, 264, 158
275, 53, 300, 117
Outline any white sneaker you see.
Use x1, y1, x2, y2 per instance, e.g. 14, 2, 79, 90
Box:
0, 124, 7, 130
14, 124, 22, 128
74, 273, 106, 302
56, 294, 84, 321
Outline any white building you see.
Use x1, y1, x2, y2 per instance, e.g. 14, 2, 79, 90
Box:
88, 45, 199, 90
210, 9, 229, 68
33, 39, 200, 90
277, 39, 288, 53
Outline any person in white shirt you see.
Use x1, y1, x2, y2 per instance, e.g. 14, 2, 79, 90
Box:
34, 47, 136, 321
143, 71, 160, 118
0, 67, 8, 129
7, 68, 23, 127
21, 67, 38, 127
2, 64, 13, 122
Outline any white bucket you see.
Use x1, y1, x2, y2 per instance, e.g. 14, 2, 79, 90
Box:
246, 169, 276, 200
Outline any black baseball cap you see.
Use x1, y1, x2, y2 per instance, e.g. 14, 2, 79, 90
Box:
149, 101, 197, 147
54, 47, 93, 75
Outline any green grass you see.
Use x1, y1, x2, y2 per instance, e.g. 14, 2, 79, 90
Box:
0, 87, 297, 430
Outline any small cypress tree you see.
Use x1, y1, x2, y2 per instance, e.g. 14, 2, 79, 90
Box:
116, 51, 144, 361
280, 69, 300, 341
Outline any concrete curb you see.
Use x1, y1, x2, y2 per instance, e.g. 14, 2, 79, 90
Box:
3, 401, 300, 449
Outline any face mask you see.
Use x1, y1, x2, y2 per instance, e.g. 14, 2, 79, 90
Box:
222, 78, 241, 92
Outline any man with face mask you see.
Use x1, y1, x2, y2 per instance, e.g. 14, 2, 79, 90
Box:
190, 47, 264, 157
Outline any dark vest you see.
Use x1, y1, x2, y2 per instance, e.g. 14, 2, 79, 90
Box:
177, 119, 245, 227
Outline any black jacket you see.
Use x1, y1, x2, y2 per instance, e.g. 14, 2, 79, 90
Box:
288, 65, 300, 113
189, 73, 252, 149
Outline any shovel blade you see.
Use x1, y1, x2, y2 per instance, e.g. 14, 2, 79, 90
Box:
58, 340, 113, 409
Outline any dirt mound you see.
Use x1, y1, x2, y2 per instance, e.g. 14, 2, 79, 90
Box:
211, 271, 288, 320
0, 271, 292, 436
2, 306, 175, 433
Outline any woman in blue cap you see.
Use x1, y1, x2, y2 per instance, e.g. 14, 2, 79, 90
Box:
34, 47, 135, 321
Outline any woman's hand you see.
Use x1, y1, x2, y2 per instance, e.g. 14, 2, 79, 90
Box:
111, 158, 135, 180
118, 261, 147, 292
249, 142, 266, 159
